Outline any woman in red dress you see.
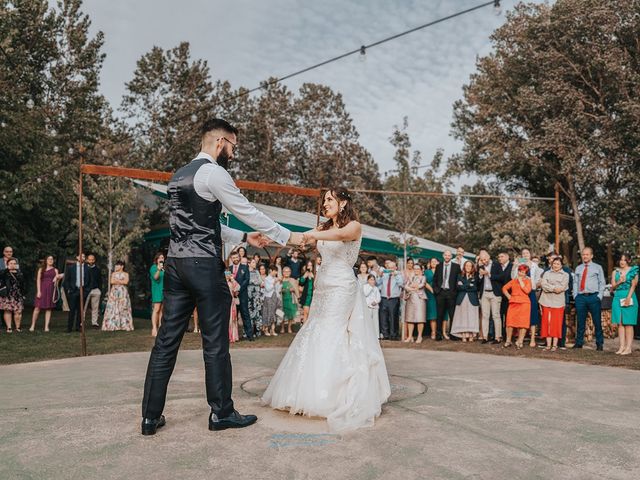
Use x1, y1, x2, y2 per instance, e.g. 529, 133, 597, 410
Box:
502, 264, 532, 349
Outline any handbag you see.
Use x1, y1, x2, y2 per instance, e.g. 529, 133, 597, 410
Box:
0, 285, 7, 297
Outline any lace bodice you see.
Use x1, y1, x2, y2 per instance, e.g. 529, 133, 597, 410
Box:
316, 238, 361, 270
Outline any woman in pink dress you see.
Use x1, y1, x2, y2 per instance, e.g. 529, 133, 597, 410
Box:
29, 255, 63, 332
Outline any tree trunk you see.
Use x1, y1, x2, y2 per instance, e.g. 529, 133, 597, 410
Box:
606, 241, 614, 276
566, 178, 585, 252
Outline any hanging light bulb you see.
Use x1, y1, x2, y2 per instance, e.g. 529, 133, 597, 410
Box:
1, 121, 6, 128
190, 114, 198, 123
1, 194, 5, 200
26, 98, 35, 109
53, 146, 59, 153
101, 149, 108, 157
49, 128, 57, 137
37, 177, 42, 183
68, 147, 74, 155
14, 188, 19, 193
493, 0, 502, 16
113, 161, 119, 166
53, 170, 59, 176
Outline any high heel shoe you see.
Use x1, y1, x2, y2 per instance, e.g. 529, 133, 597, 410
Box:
416, 337, 423, 344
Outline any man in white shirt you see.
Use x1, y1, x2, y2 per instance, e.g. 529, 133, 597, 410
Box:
142, 119, 303, 436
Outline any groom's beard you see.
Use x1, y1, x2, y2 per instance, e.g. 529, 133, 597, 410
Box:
216, 151, 230, 170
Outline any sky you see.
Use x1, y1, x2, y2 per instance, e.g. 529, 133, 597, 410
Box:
81, 0, 549, 181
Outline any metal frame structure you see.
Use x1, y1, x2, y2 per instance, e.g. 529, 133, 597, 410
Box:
76, 161, 559, 355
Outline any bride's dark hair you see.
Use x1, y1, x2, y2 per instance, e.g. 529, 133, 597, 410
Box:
318, 187, 359, 231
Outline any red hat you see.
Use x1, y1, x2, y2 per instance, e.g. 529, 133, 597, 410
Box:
517, 264, 529, 273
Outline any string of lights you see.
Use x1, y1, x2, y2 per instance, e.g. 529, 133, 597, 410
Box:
172, 0, 502, 123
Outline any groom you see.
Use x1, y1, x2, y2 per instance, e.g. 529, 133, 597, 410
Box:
141, 118, 302, 435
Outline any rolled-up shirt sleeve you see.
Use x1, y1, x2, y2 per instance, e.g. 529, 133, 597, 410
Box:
205, 167, 291, 246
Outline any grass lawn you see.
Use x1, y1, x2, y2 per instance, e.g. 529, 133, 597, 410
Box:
1, 308, 639, 370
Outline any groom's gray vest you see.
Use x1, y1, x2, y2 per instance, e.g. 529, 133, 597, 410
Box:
167, 158, 223, 258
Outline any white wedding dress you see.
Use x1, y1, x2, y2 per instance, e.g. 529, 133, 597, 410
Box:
262, 238, 391, 433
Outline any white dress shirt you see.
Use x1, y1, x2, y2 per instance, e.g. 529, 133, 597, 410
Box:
192, 152, 291, 246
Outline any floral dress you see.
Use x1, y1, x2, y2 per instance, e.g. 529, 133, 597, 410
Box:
248, 269, 264, 331
0, 269, 25, 313
102, 272, 134, 331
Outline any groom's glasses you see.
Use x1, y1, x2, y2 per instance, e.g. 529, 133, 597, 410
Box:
218, 137, 238, 154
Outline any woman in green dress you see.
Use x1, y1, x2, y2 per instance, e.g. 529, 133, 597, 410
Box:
611, 254, 638, 356
280, 266, 299, 334
298, 260, 315, 325
149, 252, 165, 337
424, 257, 439, 339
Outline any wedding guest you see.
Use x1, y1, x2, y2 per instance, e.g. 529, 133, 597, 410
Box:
357, 262, 369, 285
573, 247, 606, 351
0, 245, 16, 270
102, 260, 134, 331
248, 258, 264, 337
29, 255, 62, 332
84, 254, 103, 329
62, 254, 89, 333
363, 274, 381, 339
404, 263, 426, 343
274, 255, 284, 279
230, 250, 252, 341
433, 250, 461, 340
452, 246, 466, 265
258, 263, 268, 282
611, 254, 638, 355
377, 260, 404, 340
451, 261, 480, 342
285, 248, 304, 280
478, 252, 509, 344
252, 253, 263, 269
315, 254, 322, 272
513, 248, 542, 347
502, 264, 532, 349
261, 266, 281, 336
539, 258, 569, 351
543, 254, 573, 349
226, 271, 240, 343
424, 258, 438, 339
0, 258, 25, 332
237, 246, 247, 260
280, 266, 299, 334
403, 258, 415, 281
497, 251, 513, 336
366, 256, 381, 278
299, 260, 315, 324
149, 252, 165, 337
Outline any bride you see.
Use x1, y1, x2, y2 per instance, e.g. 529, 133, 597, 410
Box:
262, 188, 391, 432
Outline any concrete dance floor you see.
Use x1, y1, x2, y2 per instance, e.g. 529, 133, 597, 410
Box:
1, 348, 638, 480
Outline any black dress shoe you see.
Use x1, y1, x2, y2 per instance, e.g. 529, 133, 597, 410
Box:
141, 415, 166, 436
491, 339, 502, 345
209, 410, 257, 431
481, 339, 489, 344
572, 344, 583, 349
596, 344, 604, 351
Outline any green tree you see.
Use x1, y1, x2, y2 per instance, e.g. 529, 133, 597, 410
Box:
0, 0, 107, 270
451, 0, 640, 257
